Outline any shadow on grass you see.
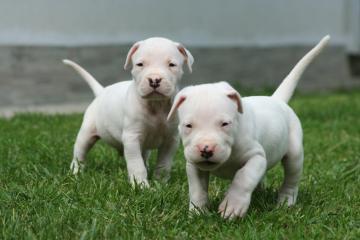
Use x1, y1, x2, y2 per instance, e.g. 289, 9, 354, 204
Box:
207, 185, 313, 217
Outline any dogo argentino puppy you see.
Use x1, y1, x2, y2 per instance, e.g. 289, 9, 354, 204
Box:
63, 37, 194, 187
167, 35, 330, 218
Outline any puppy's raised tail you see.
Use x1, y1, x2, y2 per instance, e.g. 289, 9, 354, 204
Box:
63, 59, 104, 97
272, 35, 330, 103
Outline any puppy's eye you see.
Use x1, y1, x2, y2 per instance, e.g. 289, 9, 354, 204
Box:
221, 122, 230, 127
136, 63, 143, 67
169, 63, 177, 67
185, 123, 192, 128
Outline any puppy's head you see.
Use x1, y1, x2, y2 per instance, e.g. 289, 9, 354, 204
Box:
124, 37, 194, 100
167, 82, 243, 171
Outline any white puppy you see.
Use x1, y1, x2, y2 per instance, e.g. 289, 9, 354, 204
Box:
63, 37, 194, 187
167, 36, 330, 218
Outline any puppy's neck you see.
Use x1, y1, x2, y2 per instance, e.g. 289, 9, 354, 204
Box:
142, 98, 172, 116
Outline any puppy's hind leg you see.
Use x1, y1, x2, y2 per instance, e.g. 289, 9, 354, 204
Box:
71, 117, 99, 174
278, 121, 304, 206
154, 135, 179, 182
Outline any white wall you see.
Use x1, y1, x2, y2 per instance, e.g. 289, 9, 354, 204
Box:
0, 0, 353, 47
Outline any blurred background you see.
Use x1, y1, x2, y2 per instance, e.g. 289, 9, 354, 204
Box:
0, 0, 359, 115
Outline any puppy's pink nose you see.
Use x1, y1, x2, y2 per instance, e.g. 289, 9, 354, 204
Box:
197, 144, 216, 159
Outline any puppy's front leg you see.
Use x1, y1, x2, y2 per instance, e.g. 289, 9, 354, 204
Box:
122, 131, 149, 187
154, 135, 179, 182
219, 154, 267, 219
186, 162, 209, 213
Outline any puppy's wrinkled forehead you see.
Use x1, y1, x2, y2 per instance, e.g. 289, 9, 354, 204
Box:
134, 37, 181, 59
179, 86, 238, 120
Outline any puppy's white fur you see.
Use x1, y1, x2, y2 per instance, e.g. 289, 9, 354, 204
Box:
63, 37, 194, 187
168, 36, 330, 218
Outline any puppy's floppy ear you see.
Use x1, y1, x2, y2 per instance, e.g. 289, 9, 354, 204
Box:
227, 91, 243, 113
177, 43, 194, 73
167, 88, 190, 121
219, 82, 243, 113
124, 41, 142, 70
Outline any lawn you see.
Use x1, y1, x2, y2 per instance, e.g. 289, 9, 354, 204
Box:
0, 91, 359, 239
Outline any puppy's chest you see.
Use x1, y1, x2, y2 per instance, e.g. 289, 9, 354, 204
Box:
141, 113, 172, 148
212, 157, 247, 179
211, 151, 249, 179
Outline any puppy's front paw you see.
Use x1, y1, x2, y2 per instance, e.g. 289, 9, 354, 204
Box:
277, 186, 298, 206
189, 202, 208, 215
70, 160, 84, 174
218, 192, 251, 219
130, 177, 150, 189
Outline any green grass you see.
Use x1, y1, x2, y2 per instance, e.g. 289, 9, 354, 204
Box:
0, 92, 359, 239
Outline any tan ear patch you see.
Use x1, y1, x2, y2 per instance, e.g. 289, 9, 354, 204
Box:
177, 44, 193, 73
227, 92, 243, 113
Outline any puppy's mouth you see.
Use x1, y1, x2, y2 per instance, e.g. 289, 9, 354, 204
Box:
195, 160, 220, 171
142, 91, 168, 99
